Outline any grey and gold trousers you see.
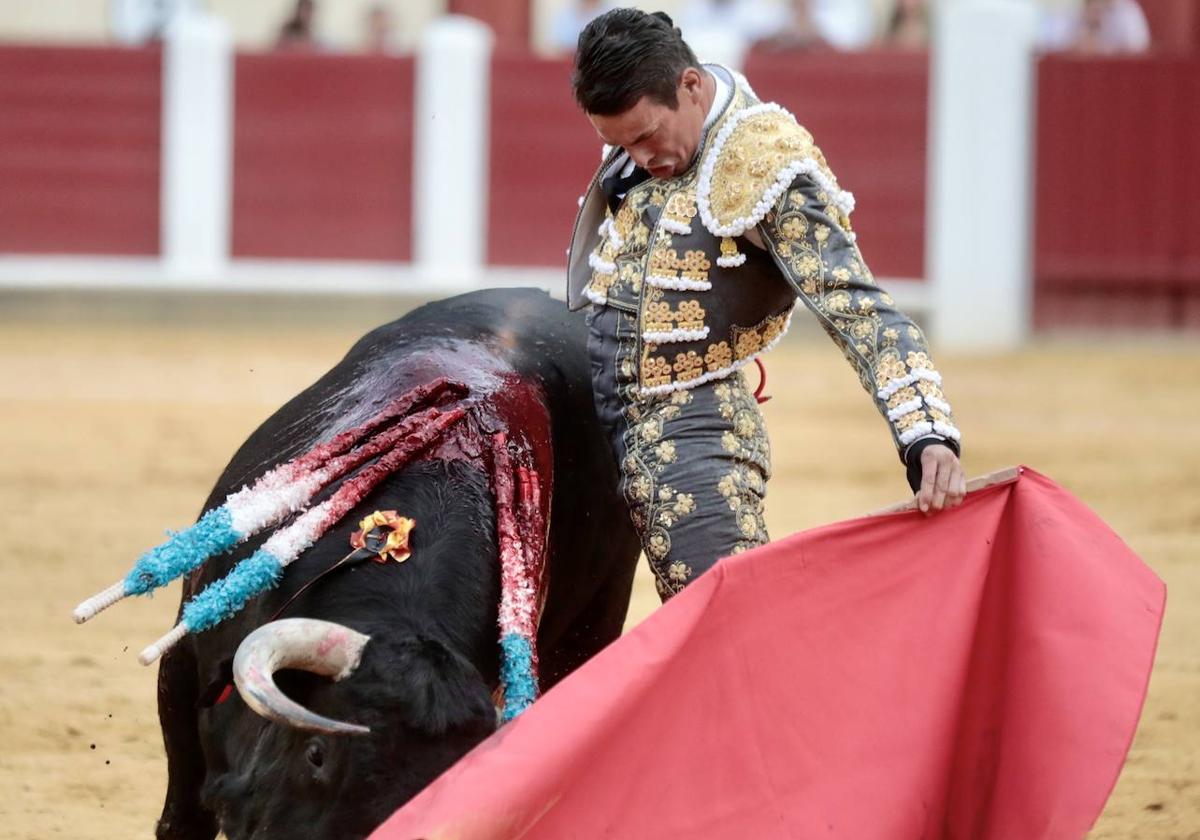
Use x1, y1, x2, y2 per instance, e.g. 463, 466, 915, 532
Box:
586, 304, 772, 601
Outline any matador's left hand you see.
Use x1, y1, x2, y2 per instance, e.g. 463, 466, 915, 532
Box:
917, 444, 966, 515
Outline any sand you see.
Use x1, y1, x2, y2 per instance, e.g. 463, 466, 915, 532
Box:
2, 311, 1196, 838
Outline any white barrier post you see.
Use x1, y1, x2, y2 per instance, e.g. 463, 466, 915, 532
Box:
927, 0, 1038, 348
414, 16, 494, 285
161, 11, 233, 281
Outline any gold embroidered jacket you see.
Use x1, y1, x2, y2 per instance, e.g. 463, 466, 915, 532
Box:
566, 68, 961, 456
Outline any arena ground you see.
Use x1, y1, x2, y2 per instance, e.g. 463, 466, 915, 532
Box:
1, 294, 1196, 838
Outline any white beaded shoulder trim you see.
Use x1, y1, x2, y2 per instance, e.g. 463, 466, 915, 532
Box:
716, 252, 747, 268
697, 103, 856, 238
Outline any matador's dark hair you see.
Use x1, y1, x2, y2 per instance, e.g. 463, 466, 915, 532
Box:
571, 9, 701, 115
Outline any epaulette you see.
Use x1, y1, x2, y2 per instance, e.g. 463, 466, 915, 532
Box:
696, 103, 855, 238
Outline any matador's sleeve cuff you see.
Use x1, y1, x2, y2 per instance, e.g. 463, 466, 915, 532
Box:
903, 435, 962, 494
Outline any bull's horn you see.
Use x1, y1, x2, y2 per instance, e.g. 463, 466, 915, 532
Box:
232, 618, 372, 735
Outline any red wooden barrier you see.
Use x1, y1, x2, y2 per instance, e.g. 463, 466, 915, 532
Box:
487, 52, 600, 268
744, 49, 930, 280
0, 45, 160, 256
231, 52, 414, 262
1034, 54, 1200, 329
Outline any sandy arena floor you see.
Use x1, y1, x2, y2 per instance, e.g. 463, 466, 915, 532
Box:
1, 305, 1197, 838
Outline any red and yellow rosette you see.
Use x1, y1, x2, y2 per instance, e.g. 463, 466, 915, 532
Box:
350, 510, 416, 563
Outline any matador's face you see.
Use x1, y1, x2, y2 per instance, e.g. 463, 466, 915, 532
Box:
587, 67, 709, 180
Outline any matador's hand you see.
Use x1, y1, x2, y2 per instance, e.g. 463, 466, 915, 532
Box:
917, 444, 966, 515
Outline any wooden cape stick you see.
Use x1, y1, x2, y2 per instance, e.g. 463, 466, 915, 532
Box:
867, 466, 1023, 517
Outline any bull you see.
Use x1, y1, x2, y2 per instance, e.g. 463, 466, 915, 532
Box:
153, 288, 641, 839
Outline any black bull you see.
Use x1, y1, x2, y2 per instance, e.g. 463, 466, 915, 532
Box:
156, 289, 641, 840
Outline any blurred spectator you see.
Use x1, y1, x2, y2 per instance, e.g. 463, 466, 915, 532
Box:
810, 0, 874, 50
110, 0, 200, 44
753, 0, 829, 52
880, 0, 930, 50
364, 2, 400, 53
1041, 0, 1151, 54
550, 0, 613, 53
679, 0, 787, 45
277, 0, 320, 52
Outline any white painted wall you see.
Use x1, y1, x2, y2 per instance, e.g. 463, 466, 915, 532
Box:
927, 0, 1038, 349
413, 16, 493, 283
160, 10, 233, 280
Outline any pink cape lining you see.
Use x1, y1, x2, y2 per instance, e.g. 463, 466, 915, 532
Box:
370, 467, 1165, 840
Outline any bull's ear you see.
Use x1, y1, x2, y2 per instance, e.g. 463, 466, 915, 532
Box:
196, 659, 234, 708
386, 637, 497, 738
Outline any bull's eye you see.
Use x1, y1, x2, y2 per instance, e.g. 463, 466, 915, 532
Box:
305, 742, 325, 769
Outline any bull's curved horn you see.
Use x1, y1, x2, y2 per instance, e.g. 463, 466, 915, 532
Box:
233, 618, 372, 735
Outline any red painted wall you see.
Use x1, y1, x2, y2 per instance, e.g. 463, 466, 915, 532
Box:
744, 49, 930, 281
0, 45, 161, 255
1034, 54, 1200, 328
231, 52, 414, 261
487, 52, 600, 268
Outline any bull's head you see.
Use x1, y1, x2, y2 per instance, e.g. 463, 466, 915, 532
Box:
232, 618, 374, 735
202, 617, 498, 839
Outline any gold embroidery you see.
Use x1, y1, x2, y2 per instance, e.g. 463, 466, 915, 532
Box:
642, 354, 672, 388
887, 387, 918, 409
645, 301, 673, 333
676, 300, 705, 331
645, 299, 707, 334
649, 247, 711, 273
663, 191, 698, 223
730, 310, 790, 362
875, 352, 907, 389
906, 351, 931, 370
584, 180, 660, 305
780, 217, 807, 240
613, 203, 638, 242
719, 236, 742, 262
734, 331, 762, 359
713, 379, 770, 555
704, 341, 733, 372
917, 380, 944, 400
672, 351, 704, 381
705, 108, 848, 232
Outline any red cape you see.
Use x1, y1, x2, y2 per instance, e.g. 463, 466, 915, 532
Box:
371, 467, 1165, 840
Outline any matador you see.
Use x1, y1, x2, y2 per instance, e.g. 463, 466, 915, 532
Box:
566, 9, 965, 600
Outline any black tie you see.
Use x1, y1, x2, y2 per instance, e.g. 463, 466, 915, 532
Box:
601, 165, 651, 213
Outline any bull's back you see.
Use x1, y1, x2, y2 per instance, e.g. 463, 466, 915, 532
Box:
194, 287, 637, 683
